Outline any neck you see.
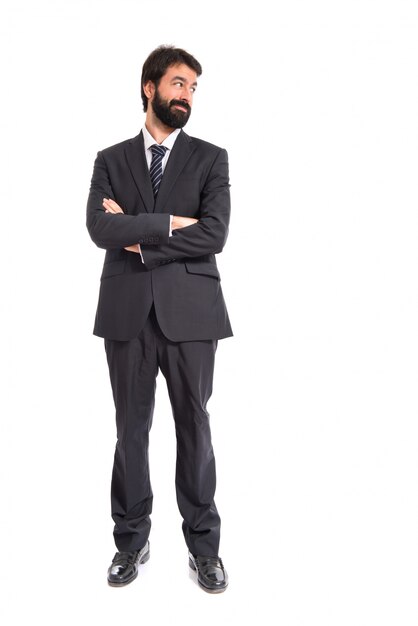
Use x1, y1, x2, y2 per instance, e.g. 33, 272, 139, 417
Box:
145, 113, 176, 144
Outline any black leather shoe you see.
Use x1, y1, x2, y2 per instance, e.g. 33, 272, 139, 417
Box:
188, 552, 229, 593
107, 541, 150, 586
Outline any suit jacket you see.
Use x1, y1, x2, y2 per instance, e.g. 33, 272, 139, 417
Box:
86, 129, 233, 342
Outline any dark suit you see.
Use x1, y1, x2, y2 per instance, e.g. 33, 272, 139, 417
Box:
87, 129, 232, 342
86, 129, 233, 556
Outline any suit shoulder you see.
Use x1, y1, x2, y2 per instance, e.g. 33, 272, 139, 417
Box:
188, 135, 227, 156
98, 134, 139, 157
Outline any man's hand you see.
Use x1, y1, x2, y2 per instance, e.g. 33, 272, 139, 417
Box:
102, 198, 140, 252
124, 244, 141, 253
103, 198, 124, 214
172, 216, 198, 230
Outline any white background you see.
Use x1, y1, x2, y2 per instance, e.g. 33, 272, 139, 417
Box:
1, 1, 417, 624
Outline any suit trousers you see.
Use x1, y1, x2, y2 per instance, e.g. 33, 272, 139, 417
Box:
104, 303, 221, 557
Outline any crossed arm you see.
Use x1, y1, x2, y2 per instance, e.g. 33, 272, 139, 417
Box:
86, 148, 230, 269
102, 198, 197, 254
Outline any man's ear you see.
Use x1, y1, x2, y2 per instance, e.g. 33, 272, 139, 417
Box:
143, 80, 155, 101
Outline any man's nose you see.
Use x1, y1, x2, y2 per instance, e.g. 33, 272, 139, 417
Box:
179, 87, 192, 104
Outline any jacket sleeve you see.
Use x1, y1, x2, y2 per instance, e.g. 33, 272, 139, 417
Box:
140, 148, 231, 269
86, 150, 171, 249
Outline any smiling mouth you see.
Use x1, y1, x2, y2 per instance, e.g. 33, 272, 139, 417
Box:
172, 104, 188, 112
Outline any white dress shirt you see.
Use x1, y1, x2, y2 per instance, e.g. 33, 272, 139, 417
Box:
142, 124, 181, 177
138, 126, 181, 262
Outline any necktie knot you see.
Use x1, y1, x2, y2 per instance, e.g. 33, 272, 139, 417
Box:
150, 144, 168, 159
150, 144, 168, 197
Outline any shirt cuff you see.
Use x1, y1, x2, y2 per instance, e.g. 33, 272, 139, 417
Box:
169, 214, 173, 237
138, 243, 144, 263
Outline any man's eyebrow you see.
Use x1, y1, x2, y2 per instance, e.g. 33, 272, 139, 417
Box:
171, 75, 198, 86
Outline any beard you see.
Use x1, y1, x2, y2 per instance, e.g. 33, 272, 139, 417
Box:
151, 88, 191, 129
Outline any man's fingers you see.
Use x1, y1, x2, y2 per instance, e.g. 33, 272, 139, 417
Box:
171, 215, 199, 230
103, 198, 124, 213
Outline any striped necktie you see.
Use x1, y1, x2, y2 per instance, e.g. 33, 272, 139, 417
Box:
150, 144, 168, 197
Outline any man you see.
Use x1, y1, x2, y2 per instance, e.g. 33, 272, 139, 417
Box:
86, 45, 233, 594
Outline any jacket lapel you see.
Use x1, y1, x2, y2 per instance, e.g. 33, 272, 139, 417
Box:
124, 131, 154, 213
154, 130, 196, 213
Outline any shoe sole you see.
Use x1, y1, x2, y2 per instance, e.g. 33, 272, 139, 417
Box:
107, 549, 150, 587
188, 557, 228, 594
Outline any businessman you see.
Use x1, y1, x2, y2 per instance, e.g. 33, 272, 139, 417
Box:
86, 45, 233, 593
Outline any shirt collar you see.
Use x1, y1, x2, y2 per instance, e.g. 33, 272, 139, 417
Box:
142, 125, 181, 153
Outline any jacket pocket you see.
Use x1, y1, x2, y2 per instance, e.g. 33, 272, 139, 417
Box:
101, 259, 126, 279
185, 260, 220, 280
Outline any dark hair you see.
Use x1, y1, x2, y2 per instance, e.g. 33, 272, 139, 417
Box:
141, 45, 202, 112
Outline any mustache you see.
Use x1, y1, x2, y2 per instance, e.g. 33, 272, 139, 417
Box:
170, 99, 191, 113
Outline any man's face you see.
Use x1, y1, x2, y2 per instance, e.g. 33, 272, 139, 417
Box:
149, 63, 198, 129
